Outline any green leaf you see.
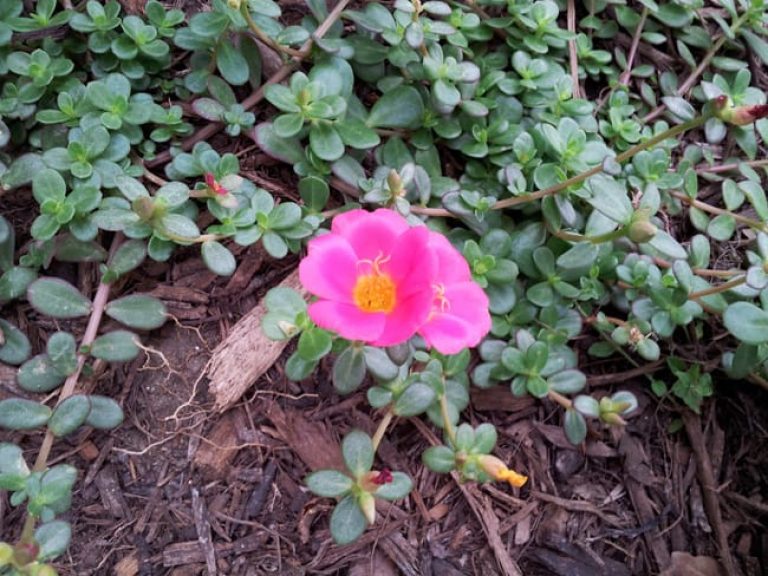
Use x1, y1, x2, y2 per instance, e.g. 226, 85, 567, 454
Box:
0, 399, 52, 430
1, 153, 45, 190
309, 122, 345, 161
113, 175, 150, 201
47, 332, 77, 376
48, 395, 91, 437
297, 327, 332, 361
267, 203, 302, 229
84, 395, 124, 429
17, 355, 66, 393
723, 302, 768, 344
363, 346, 399, 381
201, 240, 236, 276
573, 395, 600, 417
706, 214, 735, 241
253, 122, 305, 164
284, 351, 316, 380
741, 30, 768, 66
330, 494, 367, 545
342, 429, 374, 477
32, 169, 66, 204
422, 445, 456, 473
393, 383, 436, 417
472, 423, 497, 454
367, 86, 424, 129
35, 520, 71, 561
90, 330, 140, 361
217, 38, 249, 85
335, 119, 381, 149
106, 294, 167, 330
305, 470, 353, 497
332, 346, 367, 394
563, 409, 587, 444
0, 319, 31, 365
159, 213, 200, 240
375, 471, 412, 500
27, 278, 92, 319
104, 239, 147, 282
548, 369, 586, 394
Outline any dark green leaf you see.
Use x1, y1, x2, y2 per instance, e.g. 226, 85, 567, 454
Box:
305, 470, 353, 497
17, 355, 66, 393
35, 520, 71, 561
85, 395, 124, 429
332, 346, 366, 394
106, 294, 167, 330
342, 429, 374, 477
48, 395, 90, 437
90, 330, 140, 361
27, 278, 92, 319
0, 399, 52, 430
0, 319, 31, 365
329, 495, 367, 545
201, 240, 236, 276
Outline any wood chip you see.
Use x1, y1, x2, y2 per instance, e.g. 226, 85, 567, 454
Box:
162, 533, 268, 567
94, 465, 128, 518
191, 488, 217, 576
207, 269, 306, 412
193, 409, 245, 480
113, 552, 139, 576
659, 552, 724, 576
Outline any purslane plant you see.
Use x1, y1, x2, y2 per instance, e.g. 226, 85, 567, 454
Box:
0, 0, 768, 561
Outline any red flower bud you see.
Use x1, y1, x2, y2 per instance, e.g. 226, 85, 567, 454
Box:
713, 96, 768, 126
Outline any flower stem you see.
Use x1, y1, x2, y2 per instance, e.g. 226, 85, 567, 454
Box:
439, 392, 457, 446
371, 410, 394, 452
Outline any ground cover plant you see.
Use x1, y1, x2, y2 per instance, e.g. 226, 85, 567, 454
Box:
0, 0, 767, 573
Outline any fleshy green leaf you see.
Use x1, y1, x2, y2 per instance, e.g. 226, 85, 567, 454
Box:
105, 294, 167, 330
0, 399, 52, 430
342, 429, 374, 477
27, 278, 92, 319
305, 470, 353, 497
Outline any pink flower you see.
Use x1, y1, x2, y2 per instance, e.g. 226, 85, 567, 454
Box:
299, 209, 491, 353
299, 209, 437, 346
417, 232, 491, 354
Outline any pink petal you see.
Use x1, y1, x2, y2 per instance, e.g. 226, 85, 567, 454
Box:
299, 233, 358, 303
372, 288, 434, 347
308, 300, 387, 342
332, 209, 410, 261
384, 226, 437, 298
419, 282, 491, 353
419, 315, 477, 355
428, 231, 472, 284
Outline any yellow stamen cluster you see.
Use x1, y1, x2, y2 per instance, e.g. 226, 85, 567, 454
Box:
354, 254, 397, 313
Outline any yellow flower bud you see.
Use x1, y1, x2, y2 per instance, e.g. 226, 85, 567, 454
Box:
627, 210, 658, 243
477, 455, 528, 488
227, 0, 242, 9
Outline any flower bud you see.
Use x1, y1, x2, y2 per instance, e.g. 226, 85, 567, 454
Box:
132, 197, 156, 221
477, 455, 528, 488
227, 0, 242, 8
358, 492, 376, 525
359, 469, 393, 492
627, 210, 658, 243
386, 170, 404, 197
27, 564, 58, 576
713, 95, 768, 126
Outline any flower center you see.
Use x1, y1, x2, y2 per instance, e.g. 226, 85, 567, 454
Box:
353, 273, 396, 313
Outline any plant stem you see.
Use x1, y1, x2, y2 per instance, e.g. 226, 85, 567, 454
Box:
566, 0, 581, 99
493, 114, 709, 210
670, 191, 768, 233
548, 390, 573, 410
551, 226, 626, 244
439, 391, 457, 445
20, 234, 123, 543
371, 410, 394, 452
618, 7, 649, 86
688, 275, 746, 299
241, 3, 303, 58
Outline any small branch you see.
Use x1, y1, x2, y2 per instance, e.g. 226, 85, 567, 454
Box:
439, 391, 457, 445
241, 3, 303, 58
695, 158, 768, 175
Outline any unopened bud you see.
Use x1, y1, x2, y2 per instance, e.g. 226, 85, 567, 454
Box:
132, 197, 156, 221
713, 95, 768, 126
277, 320, 299, 338
359, 469, 393, 492
627, 210, 658, 243
13, 542, 38, 566
227, 0, 242, 9
358, 492, 376, 525
27, 564, 58, 576
386, 170, 403, 196
600, 411, 627, 426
